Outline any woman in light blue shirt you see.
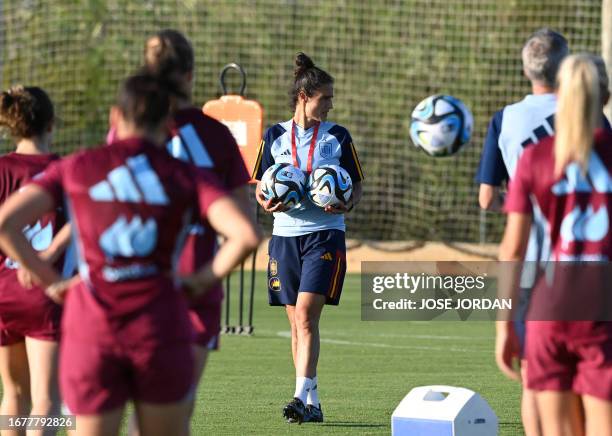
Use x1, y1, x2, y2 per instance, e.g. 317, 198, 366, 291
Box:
254, 52, 363, 424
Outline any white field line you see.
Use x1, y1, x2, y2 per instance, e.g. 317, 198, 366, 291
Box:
273, 331, 487, 353
318, 330, 493, 341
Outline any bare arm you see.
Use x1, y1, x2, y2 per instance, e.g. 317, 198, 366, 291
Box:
479, 184, 504, 212
499, 212, 532, 262
181, 196, 262, 296
40, 223, 72, 263
45, 275, 81, 304
495, 212, 532, 382
0, 185, 62, 287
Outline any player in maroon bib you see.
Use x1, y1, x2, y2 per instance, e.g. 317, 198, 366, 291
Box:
139, 29, 252, 425
102, 31, 252, 433
0, 153, 66, 341
499, 54, 612, 435
0, 86, 70, 427
0, 74, 260, 436
169, 107, 250, 340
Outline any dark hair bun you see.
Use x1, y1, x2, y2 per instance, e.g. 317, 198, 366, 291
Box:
144, 29, 194, 78
289, 53, 334, 108
294, 52, 315, 78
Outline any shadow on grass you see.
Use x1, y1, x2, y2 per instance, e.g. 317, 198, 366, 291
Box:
320, 422, 387, 428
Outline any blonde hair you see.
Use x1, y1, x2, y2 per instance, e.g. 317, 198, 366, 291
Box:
554, 54, 601, 177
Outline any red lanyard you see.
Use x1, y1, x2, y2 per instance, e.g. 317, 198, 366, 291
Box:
291, 121, 320, 173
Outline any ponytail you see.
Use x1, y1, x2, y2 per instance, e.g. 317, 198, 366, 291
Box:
142, 29, 193, 101
554, 54, 601, 177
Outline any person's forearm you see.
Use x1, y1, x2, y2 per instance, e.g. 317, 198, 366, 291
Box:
184, 234, 260, 295
211, 238, 256, 279
479, 184, 505, 212
40, 223, 72, 263
497, 243, 524, 322
0, 185, 60, 286
0, 228, 61, 286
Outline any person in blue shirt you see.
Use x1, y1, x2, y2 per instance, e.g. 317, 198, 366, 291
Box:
253, 52, 363, 424
476, 28, 569, 436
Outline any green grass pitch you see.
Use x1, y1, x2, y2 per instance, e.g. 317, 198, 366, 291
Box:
0, 271, 523, 435
192, 272, 523, 435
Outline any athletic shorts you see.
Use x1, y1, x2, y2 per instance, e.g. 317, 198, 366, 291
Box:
0, 320, 59, 346
0, 281, 61, 346
188, 289, 222, 350
525, 321, 612, 401
267, 229, 346, 306
60, 339, 194, 414
59, 281, 195, 414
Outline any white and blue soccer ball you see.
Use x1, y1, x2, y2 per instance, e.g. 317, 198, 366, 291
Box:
307, 165, 353, 208
260, 163, 306, 209
409, 95, 473, 157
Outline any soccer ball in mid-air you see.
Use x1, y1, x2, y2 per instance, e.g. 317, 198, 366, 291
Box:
307, 165, 353, 208
409, 94, 473, 157
260, 163, 306, 209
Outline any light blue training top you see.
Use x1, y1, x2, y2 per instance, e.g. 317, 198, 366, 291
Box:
253, 119, 363, 237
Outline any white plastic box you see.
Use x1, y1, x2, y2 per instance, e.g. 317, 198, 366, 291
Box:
391, 385, 498, 436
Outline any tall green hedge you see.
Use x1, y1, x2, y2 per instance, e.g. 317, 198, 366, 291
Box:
0, 0, 602, 242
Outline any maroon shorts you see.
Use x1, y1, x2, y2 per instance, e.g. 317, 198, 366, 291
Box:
525, 321, 612, 401
0, 321, 59, 346
60, 282, 195, 414
0, 275, 61, 346
60, 339, 194, 414
189, 286, 222, 349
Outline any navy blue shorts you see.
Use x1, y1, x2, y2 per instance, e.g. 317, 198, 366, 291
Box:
268, 229, 346, 306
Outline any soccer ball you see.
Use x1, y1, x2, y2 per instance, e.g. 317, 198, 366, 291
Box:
307, 165, 353, 208
260, 163, 306, 209
409, 95, 473, 157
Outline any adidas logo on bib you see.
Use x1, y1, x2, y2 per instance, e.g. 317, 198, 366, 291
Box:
89, 154, 169, 205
